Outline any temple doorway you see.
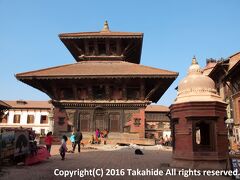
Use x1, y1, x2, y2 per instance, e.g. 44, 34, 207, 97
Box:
94, 107, 106, 131
193, 120, 215, 151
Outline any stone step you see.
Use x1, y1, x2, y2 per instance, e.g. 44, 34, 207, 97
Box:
82, 132, 140, 138
53, 132, 155, 146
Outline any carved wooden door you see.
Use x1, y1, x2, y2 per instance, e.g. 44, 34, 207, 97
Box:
95, 114, 104, 131
109, 113, 120, 132
79, 113, 90, 131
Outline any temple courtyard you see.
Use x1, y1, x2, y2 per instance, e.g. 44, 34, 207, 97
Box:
0, 144, 231, 180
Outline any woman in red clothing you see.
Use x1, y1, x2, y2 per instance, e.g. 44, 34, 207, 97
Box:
44, 132, 53, 154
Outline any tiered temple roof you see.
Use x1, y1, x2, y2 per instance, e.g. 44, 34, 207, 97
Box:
16, 61, 177, 79
16, 22, 178, 103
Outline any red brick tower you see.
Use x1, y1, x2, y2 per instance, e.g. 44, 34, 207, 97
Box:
170, 57, 228, 169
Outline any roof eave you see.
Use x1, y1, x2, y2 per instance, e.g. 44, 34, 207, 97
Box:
16, 74, 178, 80
224, 60, 240, 80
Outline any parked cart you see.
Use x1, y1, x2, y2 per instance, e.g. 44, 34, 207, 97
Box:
0, 127, 49, 165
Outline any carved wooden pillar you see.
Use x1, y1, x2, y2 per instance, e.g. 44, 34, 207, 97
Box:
84, 39, 89, 55
72, 84, 78, 99
140, 80, 145, 100
120, 109, 124, 132
94, 40, 98, 55
122, 83, 127, 100
106, 39, 110, 55
116, 39, 122, 55
72, 110, 78, 131
90, 109, 94, 132
105, 84, 110, 100
88, 85, 93, 99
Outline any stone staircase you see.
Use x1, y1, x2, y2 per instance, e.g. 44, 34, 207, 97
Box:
81, 132, 155, 145
47, 132, 155, 146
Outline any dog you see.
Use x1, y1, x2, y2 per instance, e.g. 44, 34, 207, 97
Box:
81, 142, 85, 147
135, 149, 144, 155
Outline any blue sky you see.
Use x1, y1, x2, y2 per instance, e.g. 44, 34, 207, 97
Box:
0, 0, 239, 106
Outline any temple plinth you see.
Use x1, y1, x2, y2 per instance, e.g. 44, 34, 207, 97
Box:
170, 57, 228, 169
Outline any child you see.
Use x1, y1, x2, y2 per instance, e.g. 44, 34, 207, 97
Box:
70, 132, 75, 148
59, 135, 68, 160
69, 132, 75, 153
45, 132, 53, 154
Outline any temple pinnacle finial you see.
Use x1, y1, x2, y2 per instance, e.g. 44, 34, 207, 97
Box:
101, 20, 110, 32
192, 56, 198, 65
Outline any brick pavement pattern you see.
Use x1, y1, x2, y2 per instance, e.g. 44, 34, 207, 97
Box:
0, 145, 231, 180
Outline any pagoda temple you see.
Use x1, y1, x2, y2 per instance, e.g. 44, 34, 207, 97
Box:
16, 22, 178, 139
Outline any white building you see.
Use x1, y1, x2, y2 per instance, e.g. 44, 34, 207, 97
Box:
0, 100, 53, 135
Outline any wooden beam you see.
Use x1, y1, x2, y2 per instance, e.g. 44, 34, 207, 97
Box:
72, 41, 83, 55
145, 83, 161, 100
94, 39, 98, 55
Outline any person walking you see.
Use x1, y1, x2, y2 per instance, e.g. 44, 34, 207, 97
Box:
70, 132, 75, 152
44, 132, 53, 154
59, 135, 68, 160
73, 129, 82, 153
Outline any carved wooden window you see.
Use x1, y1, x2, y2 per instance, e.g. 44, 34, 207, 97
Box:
40, 115, 48, 124
27, 115, 34, 124
77, 88, 88, 100
134, 118, 141, 127
13, 114, 21, 123
145, 113, 169, 121
93, 85, 106, 100
0, 114, 8, 123
111, 87, 122, 100
58, 117, 65, 126
127, 87, 140, 100
60, 88, 74, 99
